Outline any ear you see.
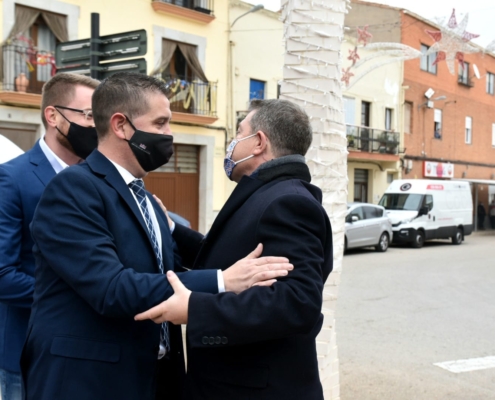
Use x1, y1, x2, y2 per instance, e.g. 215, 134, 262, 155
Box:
252, 131, 269, 156
109, 113, 129, 140
44, 106, 58, 128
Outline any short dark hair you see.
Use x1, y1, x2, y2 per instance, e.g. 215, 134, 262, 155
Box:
248, 99, 312, 157
92, 72, 168, 138
41, 73, 99, 128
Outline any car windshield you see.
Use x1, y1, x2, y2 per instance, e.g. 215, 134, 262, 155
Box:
379, 193, 423, 211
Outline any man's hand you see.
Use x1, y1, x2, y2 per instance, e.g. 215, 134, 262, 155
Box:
153, 194, 173, 229
223, 244, 293, 294
134, 271, 190, 325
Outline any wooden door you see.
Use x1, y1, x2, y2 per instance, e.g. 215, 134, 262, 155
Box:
143, 144, 199, 230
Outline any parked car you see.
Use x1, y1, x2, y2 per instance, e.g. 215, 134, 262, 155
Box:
345, 202, 393, 253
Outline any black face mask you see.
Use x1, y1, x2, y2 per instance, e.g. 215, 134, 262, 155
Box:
55, 109, 98, 159
124, 117, 174, 172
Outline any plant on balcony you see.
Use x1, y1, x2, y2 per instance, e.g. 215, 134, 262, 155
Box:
347, 134, 356, 148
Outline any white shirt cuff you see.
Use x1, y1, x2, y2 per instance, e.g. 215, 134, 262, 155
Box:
217, 270, 225, 293
169, 220, 176, 233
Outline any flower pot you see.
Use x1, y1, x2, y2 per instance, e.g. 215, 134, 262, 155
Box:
15, 73, 29, 93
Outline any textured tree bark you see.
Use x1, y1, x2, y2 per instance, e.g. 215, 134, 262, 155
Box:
280, 0, 349, 398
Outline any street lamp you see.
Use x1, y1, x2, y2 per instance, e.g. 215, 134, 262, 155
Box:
231, 4, 264, 27
227, 4, 265, 143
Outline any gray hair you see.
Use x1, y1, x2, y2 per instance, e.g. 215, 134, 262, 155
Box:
248, 99, 312, 157
92, 72, 168, 138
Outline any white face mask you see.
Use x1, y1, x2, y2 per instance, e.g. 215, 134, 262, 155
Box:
223, 133, 257, 180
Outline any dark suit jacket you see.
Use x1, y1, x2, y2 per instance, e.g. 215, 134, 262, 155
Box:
173, 159, 333, 400
0, 141, 55, 373
21, 150, 218, 400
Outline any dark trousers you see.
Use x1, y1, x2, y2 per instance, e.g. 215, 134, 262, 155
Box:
490, 216, 495, 229
478, 216, 485, 229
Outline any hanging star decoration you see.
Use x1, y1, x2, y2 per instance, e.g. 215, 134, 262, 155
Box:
347, 46, 360, 65
357, 25, 373, 46
341, 67, 354, 86
424, 9, 479, 74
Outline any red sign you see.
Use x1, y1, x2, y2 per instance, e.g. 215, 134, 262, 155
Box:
427, 184, 444, 190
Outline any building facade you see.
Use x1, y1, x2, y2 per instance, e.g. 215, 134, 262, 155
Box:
0, 0, 230, 233
348, 0, 495, 211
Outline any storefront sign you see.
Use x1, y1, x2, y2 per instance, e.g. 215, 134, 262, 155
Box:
423, 161, 454, 178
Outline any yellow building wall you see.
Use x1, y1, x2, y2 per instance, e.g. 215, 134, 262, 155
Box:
342, 34, 403, 204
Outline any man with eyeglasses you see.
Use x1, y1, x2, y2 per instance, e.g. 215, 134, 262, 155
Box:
0, 73, 99, 400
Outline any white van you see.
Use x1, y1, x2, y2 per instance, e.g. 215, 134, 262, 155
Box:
378, 179, 473, 248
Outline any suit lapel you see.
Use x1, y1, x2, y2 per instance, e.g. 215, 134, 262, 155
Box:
29, 141, 56, 187
86, 151, 161, 271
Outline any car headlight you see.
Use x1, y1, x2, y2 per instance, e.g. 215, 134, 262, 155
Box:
399, 217, 414, 225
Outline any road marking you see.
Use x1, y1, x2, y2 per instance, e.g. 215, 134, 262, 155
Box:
434, 356, 495, 373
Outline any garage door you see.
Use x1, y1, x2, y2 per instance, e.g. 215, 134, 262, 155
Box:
144, 144, 199, 230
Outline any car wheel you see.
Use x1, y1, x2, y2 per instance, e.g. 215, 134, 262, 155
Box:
375, 232, 389, 252
451, 228, 463, 245
411, 230, 425, 248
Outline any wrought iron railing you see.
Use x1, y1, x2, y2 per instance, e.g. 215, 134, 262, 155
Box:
161, 75, 217, 117
154, 0, 214, 15
346, 124, 400, 155
1, 43, 56, 94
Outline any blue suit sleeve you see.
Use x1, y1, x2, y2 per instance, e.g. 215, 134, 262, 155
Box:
0, 165, 34, 308
31, 169, 217, 318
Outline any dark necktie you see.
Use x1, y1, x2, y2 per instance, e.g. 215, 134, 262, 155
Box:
128, 179, 170, 357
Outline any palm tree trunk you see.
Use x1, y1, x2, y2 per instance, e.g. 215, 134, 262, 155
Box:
280, 0, 349, 398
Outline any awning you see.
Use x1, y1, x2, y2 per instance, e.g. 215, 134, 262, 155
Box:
458, 178, 495, 186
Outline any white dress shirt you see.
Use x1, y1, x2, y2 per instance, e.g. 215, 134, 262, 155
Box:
108, 159, 225, 292
39, 137, 68, 173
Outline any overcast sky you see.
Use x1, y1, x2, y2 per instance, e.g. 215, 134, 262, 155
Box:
247, 0, 495, 47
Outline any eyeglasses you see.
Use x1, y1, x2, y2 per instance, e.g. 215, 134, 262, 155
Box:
54, 105, 93, 121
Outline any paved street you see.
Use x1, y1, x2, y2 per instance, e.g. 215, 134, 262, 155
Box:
337, 231, 495, 400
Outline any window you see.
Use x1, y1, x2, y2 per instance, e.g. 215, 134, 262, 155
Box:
343, 96, 356, 125
347, 206, 364, 222
249, 79, 265, 100
465, 116, 472, 144
364, 206, 383, 219
422, 195, 434, 212
361, 101, 371, 126
153, 39, 213, 116
360, 102, 371, 152
387, 173, 394, 184
458, 62, 470, 86
492, 123, 495, 147
2, 5, 67, 94
487, 73, 494, 95
404, 102, 412, 134
385, 108, 393, 131
420, 44, 437, 74
434, 109, 442, 139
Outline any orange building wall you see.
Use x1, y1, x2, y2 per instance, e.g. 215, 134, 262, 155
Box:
400, 12, 495, 185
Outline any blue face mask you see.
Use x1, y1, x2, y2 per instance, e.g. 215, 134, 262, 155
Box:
223, 133, 257, 180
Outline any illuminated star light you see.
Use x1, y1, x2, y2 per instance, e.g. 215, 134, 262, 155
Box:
341, 67, 354, 86
347, 46, 360, 65
425, 8, 479, 74
357, 25, 373, 46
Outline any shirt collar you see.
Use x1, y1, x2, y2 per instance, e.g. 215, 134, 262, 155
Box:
108, 158, 140, 186
39, 136, 68, 174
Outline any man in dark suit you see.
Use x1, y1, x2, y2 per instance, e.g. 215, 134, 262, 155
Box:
137, 99, 333, 400
21, 73, 292, 400
0, 73, 99, 400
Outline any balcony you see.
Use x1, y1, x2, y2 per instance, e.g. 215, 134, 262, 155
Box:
346, 124, 399, 155
457, 75, 474, 87
0, 43, 55, 108
152, 0, 215, 23
162, 75, 218, 124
